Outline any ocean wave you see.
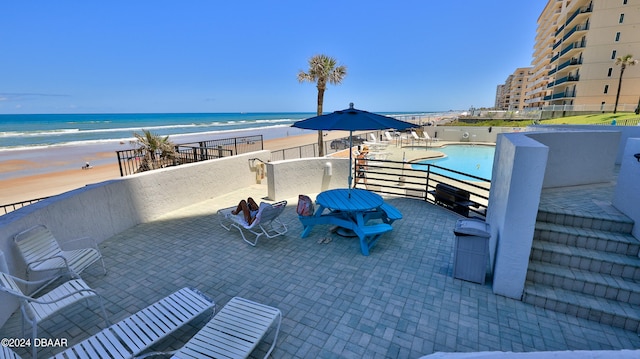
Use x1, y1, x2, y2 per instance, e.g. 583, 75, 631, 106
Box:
0, 118, 298, 139
0, 128, 80, 138
0, 123, 306, 152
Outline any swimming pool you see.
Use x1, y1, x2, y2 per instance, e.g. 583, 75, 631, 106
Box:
411, 145, 495, 180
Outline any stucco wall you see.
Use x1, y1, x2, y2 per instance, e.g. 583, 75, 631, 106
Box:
613, 138, 640, 240
0, 150, 269, 326
527, 131, 620, 188
533, 124, 640, 164
267, 157, 350, 201
422, 126, 521, 143
488, 130, 623, 299
487, 133, 548, 299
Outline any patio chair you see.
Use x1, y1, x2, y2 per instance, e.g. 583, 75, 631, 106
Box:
14, 225, 106, 288
52, 287, 215, 359
1, 347, 22, 359
411, 130, 426, 143
421, 130, 439, 143
0, 251, 109, 359
385, 131, 407, 144
152, 296, 282, 359
218, 200, 288, 246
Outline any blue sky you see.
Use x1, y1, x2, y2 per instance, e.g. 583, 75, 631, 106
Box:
0, 1, 545, 114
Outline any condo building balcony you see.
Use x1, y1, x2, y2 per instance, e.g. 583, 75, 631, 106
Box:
565, 3, 592, 28
548, 58, 581, 76
563, 23, 589, 42
543, 89, 576, 101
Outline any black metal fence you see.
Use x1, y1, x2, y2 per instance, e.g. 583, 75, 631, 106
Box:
354, 158, 491, 218
116, 135, 263, 176
1, 197, 50, 215
270, 133, 372, 161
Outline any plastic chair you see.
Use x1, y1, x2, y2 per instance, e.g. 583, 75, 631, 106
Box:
0, 251, 108, 359
14, 225, 106, 290
218, 201, 288, 246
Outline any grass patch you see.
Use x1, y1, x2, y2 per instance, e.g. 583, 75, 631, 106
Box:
453, 113, 640, 127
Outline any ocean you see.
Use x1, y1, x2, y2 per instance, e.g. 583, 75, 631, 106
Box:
0, 112, 437, 180
0, 112, 319, 150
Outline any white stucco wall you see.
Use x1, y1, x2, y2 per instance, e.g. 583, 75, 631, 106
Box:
613, 138, 640, 240
267, 157, 350, 201
0, 150, 269, 326
527, 131, 620, 188
533, 124, 640, 164
487, 133, 548, 299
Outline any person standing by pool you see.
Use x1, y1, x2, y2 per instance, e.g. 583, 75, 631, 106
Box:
354, 145, 369, 187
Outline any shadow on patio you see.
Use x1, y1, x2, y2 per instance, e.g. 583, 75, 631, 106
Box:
3, 191, 640, 358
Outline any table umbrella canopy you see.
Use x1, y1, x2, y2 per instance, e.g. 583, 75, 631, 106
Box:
291, 103, 417, 132
291, 103, 417, 194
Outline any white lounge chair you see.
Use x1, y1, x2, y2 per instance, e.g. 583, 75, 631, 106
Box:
14, 225, 106, 290
0, 251, 109, 359
410, 130, 425, 142
384, 131, 408, 145
1, 347, 22, 359
218, 200, 288, 246
52, 287, 215, 359
167, 296, 282, 359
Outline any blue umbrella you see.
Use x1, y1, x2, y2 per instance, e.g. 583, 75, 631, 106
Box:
292, 103, 417, 193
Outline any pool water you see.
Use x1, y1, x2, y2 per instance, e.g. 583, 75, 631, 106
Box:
411, 145, 495, 180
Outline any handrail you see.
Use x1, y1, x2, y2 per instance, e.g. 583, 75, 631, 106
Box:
354, 158, 491, 218
116, 135, 263, 176
1, 197, 50, 215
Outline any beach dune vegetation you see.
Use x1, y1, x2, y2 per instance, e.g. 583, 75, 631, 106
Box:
132, 129, 177, 172
297, 54, 347, 157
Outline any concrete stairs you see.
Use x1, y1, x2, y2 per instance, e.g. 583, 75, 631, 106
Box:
523, 205, 640, 332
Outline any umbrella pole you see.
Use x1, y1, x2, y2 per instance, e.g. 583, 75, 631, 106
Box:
348, 131, 353, 197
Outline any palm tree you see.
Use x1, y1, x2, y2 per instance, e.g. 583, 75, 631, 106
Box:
613, 54, 638, 114
132, 129, 177, 172
297, 54, 347, 156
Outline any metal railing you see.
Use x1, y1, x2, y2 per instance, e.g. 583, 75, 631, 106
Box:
270, 133, 373, 161
1, 197, 50, 215
354, 158, 491, 218
116, 135, 263, 176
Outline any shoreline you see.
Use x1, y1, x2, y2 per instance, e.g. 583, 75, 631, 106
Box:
0, 130, 354, 205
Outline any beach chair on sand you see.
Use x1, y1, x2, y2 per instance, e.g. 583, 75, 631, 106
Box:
14, 225, 106, 291
218, 201, 288, 246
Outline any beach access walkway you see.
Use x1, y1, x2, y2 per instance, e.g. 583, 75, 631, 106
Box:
2, 182, 640, 358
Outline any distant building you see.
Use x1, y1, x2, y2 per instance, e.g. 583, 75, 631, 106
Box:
495, 67, 532, 111
506, 0, 640, 112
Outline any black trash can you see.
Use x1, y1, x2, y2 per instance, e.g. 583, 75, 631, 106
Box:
453, 219, 491, 284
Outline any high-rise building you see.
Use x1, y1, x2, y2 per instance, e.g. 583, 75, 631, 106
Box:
516, 0, 639, 112
496, 68, 533, 111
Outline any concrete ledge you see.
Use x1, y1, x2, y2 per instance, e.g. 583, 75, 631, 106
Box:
0, 150, 269, 326
267, 157, 350, 201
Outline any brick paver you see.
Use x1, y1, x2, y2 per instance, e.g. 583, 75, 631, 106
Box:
3, 184, 640, 358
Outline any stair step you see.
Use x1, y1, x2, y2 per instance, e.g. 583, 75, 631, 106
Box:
530, 241, 640, 280
536, 207, 633, 234
535, 221, 640, 256
523, 282, 640, 332
527, 261, 640, 305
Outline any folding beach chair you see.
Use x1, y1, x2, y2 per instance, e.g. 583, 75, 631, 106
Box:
218, 200, 288, 246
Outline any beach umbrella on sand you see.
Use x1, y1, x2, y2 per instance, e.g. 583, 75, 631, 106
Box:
292, 103, 417, 196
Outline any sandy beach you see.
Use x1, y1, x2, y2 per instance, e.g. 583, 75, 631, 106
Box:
0, 130, 355, 206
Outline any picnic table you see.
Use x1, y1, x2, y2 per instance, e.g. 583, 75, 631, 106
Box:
299, 188, 394, 255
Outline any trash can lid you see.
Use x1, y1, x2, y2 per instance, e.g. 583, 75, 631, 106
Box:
454, 219, 490, 237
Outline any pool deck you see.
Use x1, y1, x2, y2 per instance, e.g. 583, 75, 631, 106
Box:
2, 178, 640, 358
